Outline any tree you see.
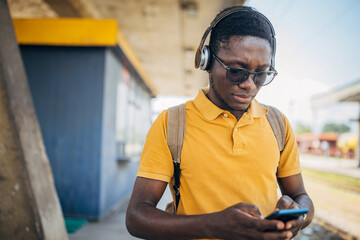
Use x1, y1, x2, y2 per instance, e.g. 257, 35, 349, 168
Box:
322, 123, 350, 133
295, 124, 312, 134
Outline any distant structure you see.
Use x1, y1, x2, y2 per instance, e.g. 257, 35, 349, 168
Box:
312, 80, 360, 166
296, 132, 356, 159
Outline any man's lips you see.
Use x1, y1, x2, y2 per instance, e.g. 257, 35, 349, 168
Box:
232, 94, 253, 103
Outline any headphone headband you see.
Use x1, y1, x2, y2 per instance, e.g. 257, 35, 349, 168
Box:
195, 6, 276, 70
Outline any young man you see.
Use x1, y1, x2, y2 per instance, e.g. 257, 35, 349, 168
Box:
126, 6, 314, 240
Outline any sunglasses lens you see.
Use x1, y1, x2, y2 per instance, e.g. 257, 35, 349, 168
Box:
227, 68, 275, 87
226, 68, 249, 84
253, 72, 267, 86
254, 72, 275, 86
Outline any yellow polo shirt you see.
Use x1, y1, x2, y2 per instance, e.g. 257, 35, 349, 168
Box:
138, 89, 301, 218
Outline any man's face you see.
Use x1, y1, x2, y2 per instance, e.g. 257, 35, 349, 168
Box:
207, 36, 272, 114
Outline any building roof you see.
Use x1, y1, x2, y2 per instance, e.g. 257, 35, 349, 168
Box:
312, 79, 360, 109
13, 18, 157, 96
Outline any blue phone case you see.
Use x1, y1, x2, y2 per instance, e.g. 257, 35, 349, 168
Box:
265, 209, 308, 222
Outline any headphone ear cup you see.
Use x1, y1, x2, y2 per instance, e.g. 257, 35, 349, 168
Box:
200, 46, 212, 71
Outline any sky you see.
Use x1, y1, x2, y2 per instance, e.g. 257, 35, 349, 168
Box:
153, 0, 360, 133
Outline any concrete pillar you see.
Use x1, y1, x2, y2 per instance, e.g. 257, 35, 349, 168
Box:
0, 0, 68, 239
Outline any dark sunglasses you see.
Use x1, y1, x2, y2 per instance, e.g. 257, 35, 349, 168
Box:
213, 54, 278, 87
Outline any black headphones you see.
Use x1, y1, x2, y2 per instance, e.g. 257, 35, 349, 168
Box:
194, 6, 276, 71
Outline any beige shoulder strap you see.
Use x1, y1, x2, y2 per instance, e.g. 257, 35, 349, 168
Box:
167, 103, 186, 163
261, 104, 285, 152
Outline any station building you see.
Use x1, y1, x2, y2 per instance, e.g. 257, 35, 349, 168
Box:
13, 18, 157, 220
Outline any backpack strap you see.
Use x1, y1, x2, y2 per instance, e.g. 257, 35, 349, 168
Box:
167, 103, 186, 213
261, 104, 285, 152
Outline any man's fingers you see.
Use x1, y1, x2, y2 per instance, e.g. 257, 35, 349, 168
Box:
275, 195, 294, 209
272, 231, 293, 240
285, 215, 304, 229
256, 219, 285, 231
237, 202, 263, 218
255, 230, 293, 240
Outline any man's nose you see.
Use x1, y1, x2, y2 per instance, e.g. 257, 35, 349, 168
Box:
238, 73, 256, 89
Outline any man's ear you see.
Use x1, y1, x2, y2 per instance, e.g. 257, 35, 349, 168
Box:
206, 59, 213, 73
206, 61, 215, 73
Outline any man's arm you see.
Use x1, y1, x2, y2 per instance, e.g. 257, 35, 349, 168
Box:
277, 173, 315, 235
126, 177, 294, 240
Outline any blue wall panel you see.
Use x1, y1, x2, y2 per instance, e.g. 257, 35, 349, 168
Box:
99, 50, 139, 217
21, 46, 105, 219
21, 45, 151, 221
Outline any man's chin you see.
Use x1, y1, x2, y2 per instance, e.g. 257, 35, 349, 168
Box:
230, 102, 251, 112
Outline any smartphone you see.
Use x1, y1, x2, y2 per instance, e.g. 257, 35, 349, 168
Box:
265, 208, 308, 222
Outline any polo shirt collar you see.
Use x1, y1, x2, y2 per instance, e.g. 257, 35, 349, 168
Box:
193, 88, 268, 120
193, 88, 223, 120
249, 99, 268, 118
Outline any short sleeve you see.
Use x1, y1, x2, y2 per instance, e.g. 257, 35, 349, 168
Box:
137, 110, 174, 183
277, 114, 302, 178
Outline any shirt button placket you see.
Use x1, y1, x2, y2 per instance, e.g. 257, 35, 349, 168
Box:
233, 124, 243, 153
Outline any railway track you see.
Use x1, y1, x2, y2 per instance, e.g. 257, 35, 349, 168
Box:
309, 216, 360, 240
301, 167, 360, 239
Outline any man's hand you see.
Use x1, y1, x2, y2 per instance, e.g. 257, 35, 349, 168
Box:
208, 202, 293, 240
274, 195, 305, 237
277, 173, 315, 235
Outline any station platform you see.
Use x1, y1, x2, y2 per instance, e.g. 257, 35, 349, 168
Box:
68, 154, 360, 240
300, 154, 360, 179
68, 186, 172, 240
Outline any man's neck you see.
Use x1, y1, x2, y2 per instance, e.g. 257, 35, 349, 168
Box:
206, 91, 248, 121
232, 110, 247, 121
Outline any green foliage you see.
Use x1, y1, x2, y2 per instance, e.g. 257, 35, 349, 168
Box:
295, 124, 312, 134
322, 123, 350, 133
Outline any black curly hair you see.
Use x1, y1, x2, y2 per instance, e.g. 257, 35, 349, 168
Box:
209, 6, 274, 55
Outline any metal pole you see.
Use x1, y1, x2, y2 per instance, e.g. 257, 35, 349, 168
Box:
358, 102, 360, 167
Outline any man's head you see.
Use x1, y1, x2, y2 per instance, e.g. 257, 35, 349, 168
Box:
200, 6, 277, 118
209, 6, 275, 61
